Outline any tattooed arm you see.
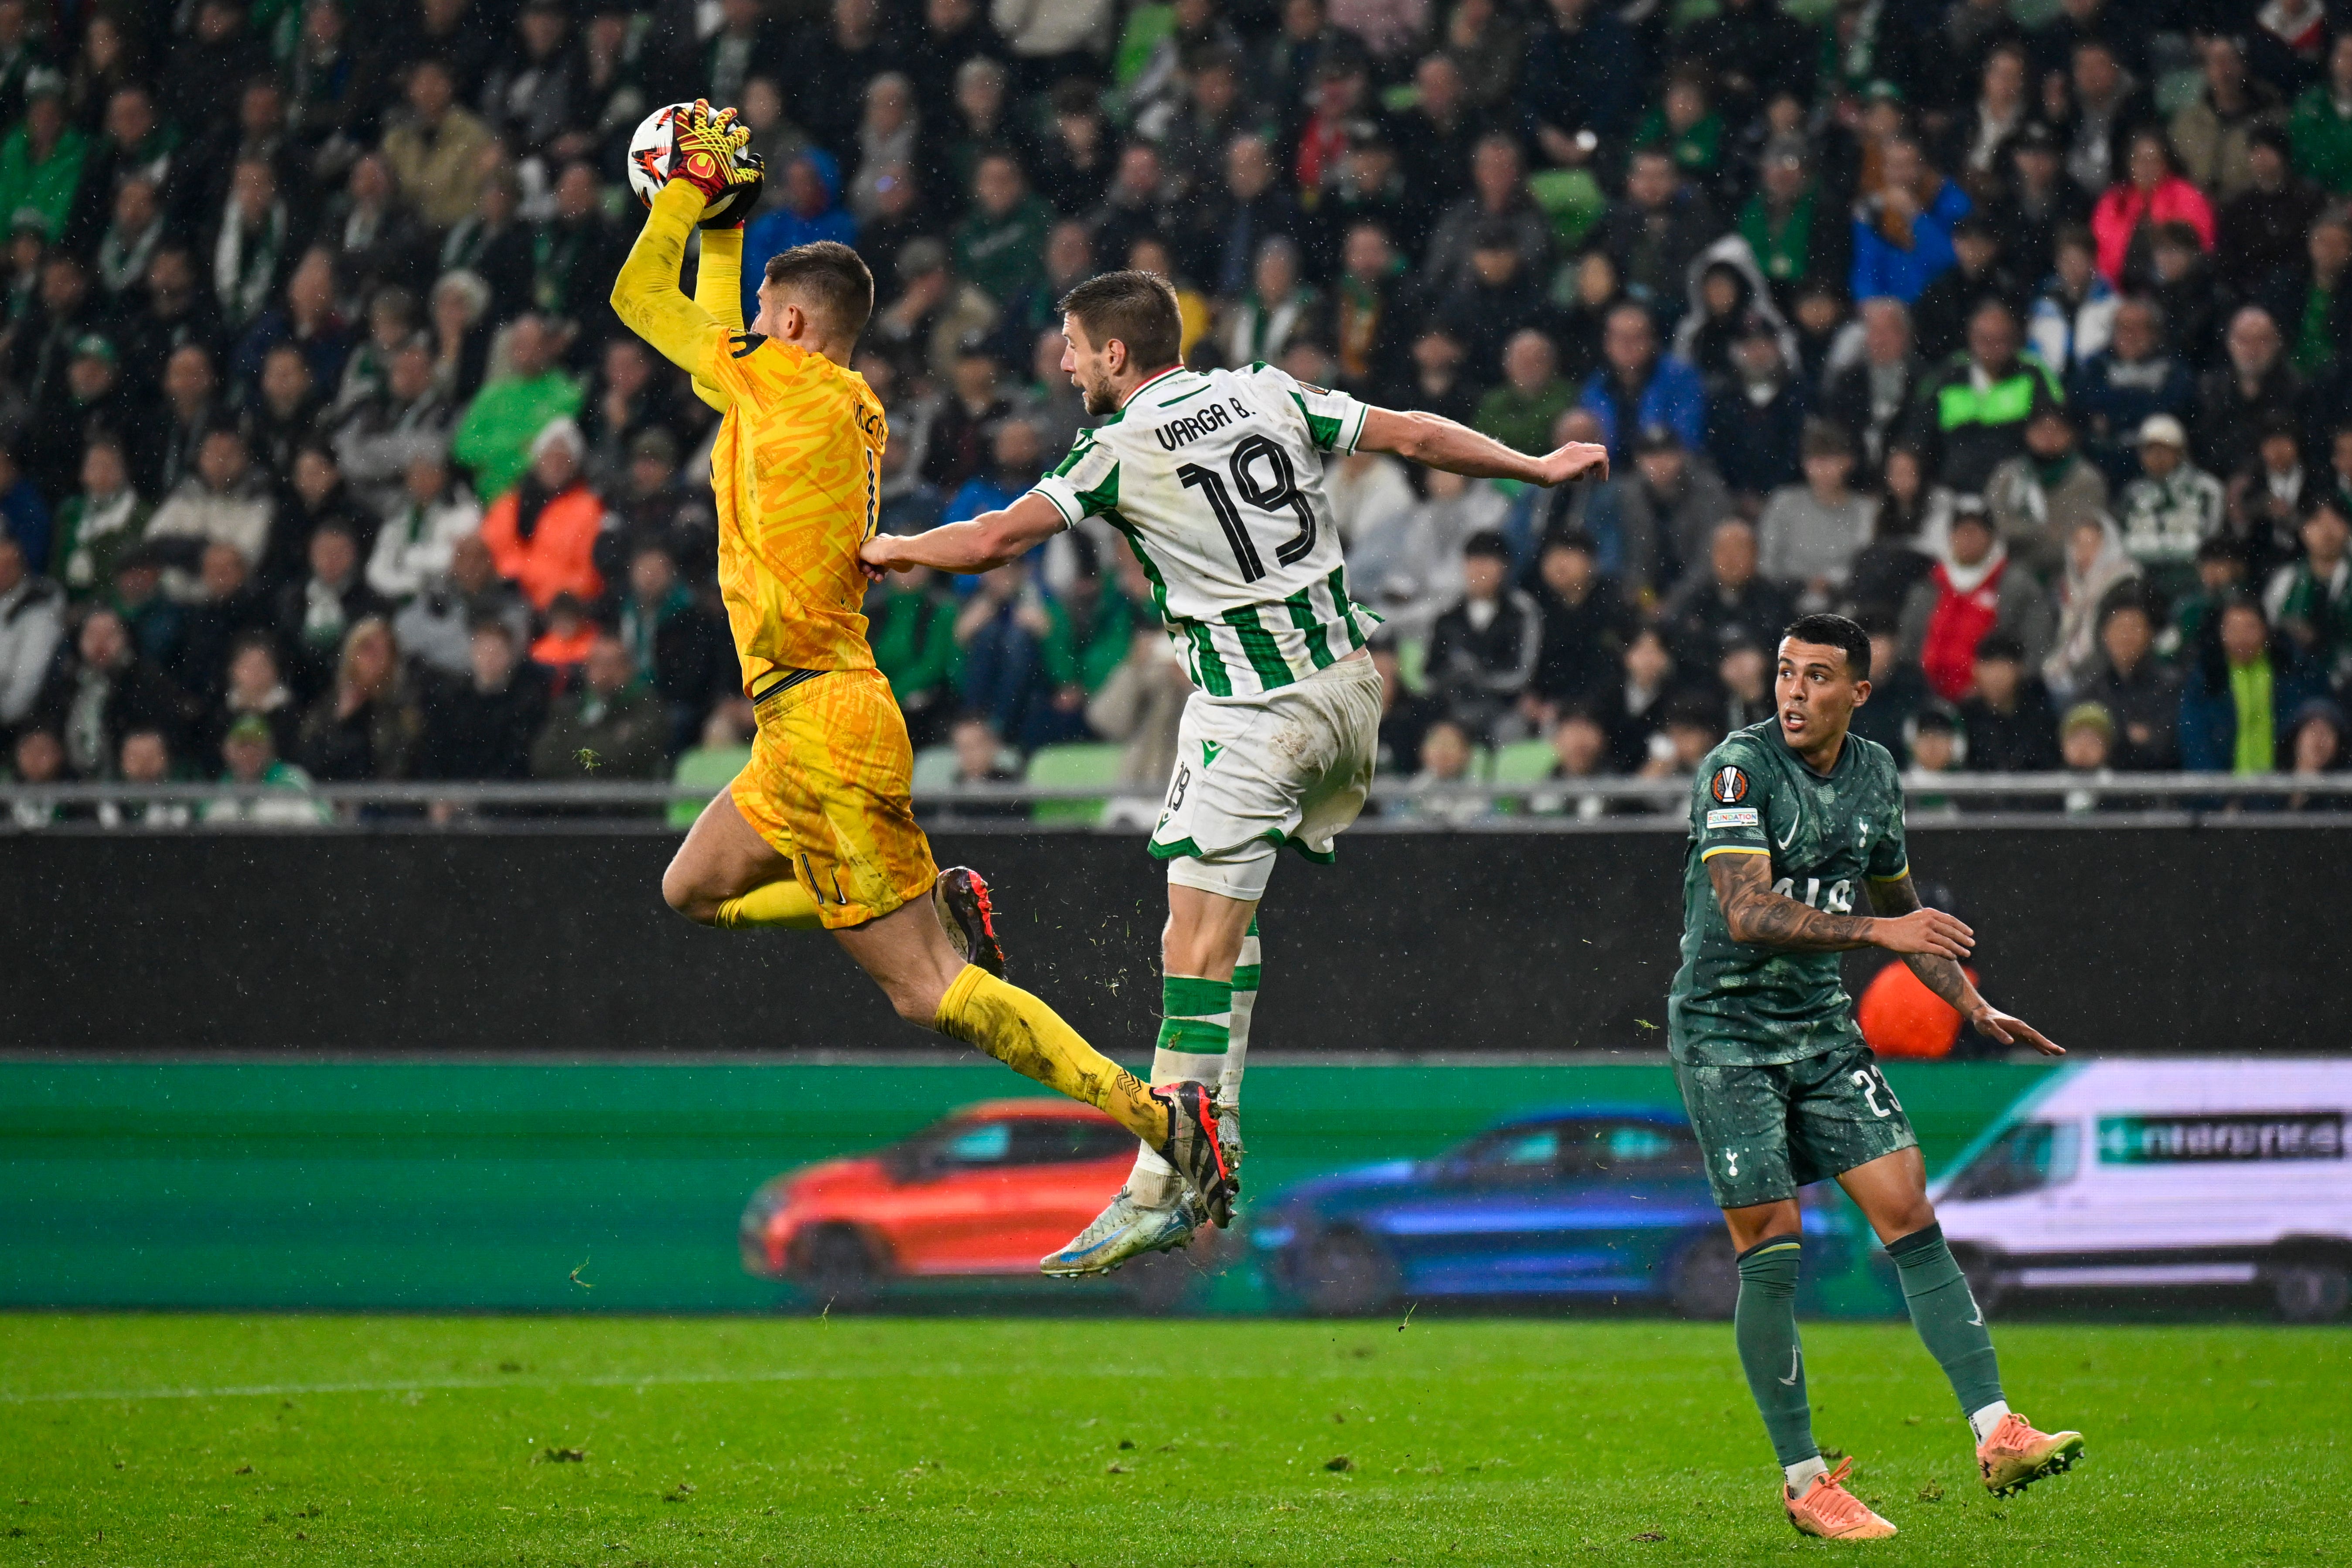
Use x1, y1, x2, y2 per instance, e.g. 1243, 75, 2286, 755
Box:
1708, 852, 1879, 951
1865, 871, 2064, 1054
1706, 852, 1974, 956
1862, 871, 1979, 1004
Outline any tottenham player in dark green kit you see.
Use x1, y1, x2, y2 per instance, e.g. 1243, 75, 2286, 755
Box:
1667, 614, 2083, 1541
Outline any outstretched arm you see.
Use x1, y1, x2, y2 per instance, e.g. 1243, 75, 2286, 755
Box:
1355, 406, 1610, 486
859, 492, 1068, 578
1707, 851, 1975, 955
611, 183, 727, 380
688, 224, 746, 412
1866, 872, 2063, 1053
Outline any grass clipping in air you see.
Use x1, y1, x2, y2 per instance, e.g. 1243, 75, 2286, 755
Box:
0, 1313, 2338, 1565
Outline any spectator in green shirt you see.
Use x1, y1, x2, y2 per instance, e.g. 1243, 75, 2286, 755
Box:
2277, 209, 2352, 379
531, 634, 667, 784
952, 151, 1055, 311
2165, 535, 2250, 662
1033, 533, 1136, 748
202, 713, 330, 826
2263, 494, 2352, 688
1738, 137, 1847, 304
50, 435, 147, 599
2289, 36, 2352, 194
1475, 330, 1574, 457
1631, 66, 1725, 197
0, 72, 85, 241
868, 562, 960, 748
450, 314, 583, 501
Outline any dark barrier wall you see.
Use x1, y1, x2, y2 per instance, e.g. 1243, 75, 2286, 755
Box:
3, 826, 2344, 1053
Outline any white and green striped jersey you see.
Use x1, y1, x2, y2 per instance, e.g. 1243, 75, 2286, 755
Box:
1029, 361, 1383, 699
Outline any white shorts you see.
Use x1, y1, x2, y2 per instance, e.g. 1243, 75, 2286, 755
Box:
1150, 653, 1384, 902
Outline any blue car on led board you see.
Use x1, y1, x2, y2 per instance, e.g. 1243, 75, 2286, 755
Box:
1251, 1104, 1852, 1316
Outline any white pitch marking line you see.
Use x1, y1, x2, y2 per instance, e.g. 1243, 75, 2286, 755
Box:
0, 1366, 847, 1405
0, 1355, 1518, 1405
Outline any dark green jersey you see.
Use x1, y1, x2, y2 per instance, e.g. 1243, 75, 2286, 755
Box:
1666, 721, 1910, 1066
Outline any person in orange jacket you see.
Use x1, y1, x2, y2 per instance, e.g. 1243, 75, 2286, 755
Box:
478, 418, 606, 611
528, 590, 599, 692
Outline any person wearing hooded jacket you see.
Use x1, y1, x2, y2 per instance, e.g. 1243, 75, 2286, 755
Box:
739, 147, 857, 327
2040, 512, 2141, 699
1673, 235, 1799, 388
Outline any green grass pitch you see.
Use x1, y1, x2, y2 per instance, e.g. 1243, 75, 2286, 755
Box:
0, 1313, 2339, 1566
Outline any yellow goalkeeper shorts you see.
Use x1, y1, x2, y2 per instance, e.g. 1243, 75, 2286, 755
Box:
729, 667, 938, 931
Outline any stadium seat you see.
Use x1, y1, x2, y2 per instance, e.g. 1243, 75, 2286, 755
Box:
911, 745, 958, 794
1394, 637, 1429, 693
666, 745, 752, 829
1527, 167, 1607, 250
1024, 743, 1127, 825
1491, 739, 1555, 784
1490, 739, 1556, 817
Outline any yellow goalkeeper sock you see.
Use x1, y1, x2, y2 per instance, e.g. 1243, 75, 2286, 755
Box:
713, 879, 824, 931
933, 965, 1163, 1142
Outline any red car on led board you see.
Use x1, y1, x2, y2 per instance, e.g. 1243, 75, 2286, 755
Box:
740, 1099, 1195, 1307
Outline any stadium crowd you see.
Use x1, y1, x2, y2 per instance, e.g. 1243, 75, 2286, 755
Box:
1, 0, 2351, 823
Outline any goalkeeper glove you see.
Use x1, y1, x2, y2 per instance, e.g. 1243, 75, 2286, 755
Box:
666, 99, 762, 222
704, 150, 764, 229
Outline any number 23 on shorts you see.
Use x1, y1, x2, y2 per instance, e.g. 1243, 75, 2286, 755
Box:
1851, 1064, 1899, 1118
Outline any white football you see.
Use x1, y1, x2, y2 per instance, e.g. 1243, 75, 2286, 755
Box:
626, 101, 757, 225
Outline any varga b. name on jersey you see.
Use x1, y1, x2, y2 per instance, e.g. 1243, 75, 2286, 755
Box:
1030, 361, 1383, 700
1152, 396, 1248, 450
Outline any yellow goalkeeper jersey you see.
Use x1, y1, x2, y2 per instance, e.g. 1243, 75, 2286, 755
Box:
611, 182, 887, 695
697, 327, 888, 692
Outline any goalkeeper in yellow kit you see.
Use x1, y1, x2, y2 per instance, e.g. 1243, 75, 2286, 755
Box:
609, 102, 1233, 1215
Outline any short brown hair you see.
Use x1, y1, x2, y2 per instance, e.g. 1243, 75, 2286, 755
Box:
1800, 418, 1852, 462
763, 241, 874, 342
1058, 269, 1182, 371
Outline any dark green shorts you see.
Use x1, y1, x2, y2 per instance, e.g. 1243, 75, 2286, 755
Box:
1672, 1040, 1919, 1210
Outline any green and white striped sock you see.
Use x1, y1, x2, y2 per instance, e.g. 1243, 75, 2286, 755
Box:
1220, 918, 1259, 1112
1132, 972, 1232, 1200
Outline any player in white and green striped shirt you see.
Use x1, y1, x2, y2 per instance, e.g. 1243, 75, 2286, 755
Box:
1028, 356, 1381, 699
860, 271, 1609, 1269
